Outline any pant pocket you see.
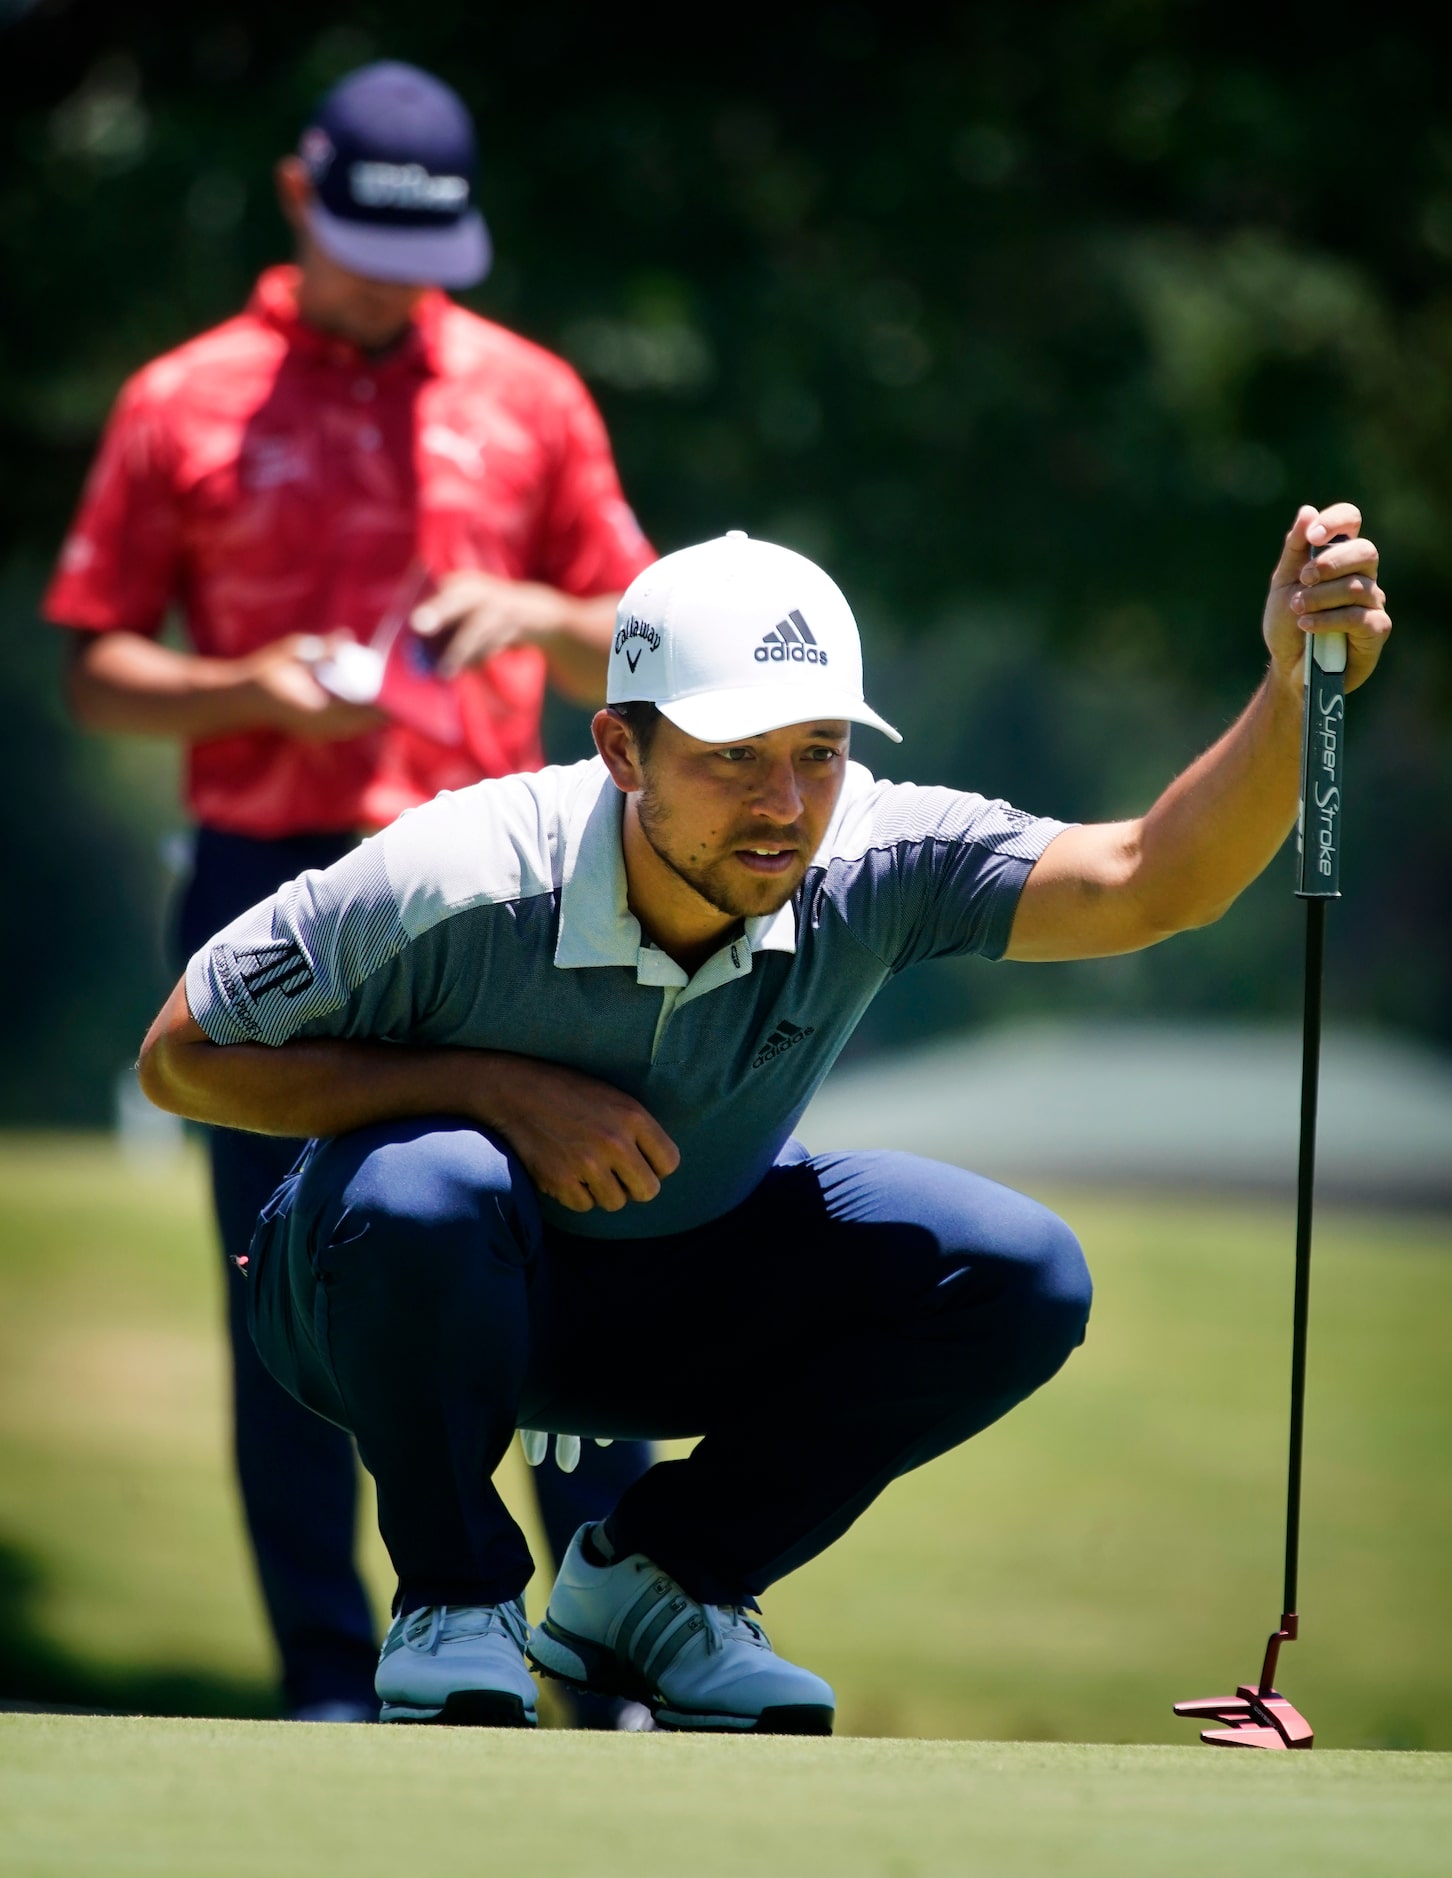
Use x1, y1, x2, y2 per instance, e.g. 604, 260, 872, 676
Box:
246, 1210, 353, 1433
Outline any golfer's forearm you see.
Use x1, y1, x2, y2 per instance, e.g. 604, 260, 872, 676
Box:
1010, 665, 1305, 961
139, 1029, 517, 1138
539, 594, 617, 705
1132, 666, 1303, 932
65, 632, 266, 738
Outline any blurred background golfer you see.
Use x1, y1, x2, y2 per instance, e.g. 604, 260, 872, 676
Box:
43, 59, 656, 1724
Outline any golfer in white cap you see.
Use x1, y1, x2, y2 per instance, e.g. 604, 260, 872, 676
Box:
138, 510, 1389, 1731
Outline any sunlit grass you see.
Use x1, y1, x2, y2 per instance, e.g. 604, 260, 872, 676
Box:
2, 1719, 1450, 1878
0, 1134, 1447, 1747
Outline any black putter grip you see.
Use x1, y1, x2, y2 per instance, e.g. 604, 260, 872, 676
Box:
1295, 537, 1348, 899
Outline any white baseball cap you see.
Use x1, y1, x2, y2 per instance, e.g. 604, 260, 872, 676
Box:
607, 532, 901, 744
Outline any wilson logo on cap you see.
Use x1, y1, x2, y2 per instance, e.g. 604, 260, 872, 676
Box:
349, 161, 469, 211
755, 610, 828, 666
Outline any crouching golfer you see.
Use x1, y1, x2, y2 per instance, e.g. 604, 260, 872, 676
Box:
139, 510, 1389, 1733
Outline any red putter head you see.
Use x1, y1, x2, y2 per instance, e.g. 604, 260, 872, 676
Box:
1173, 1615, 1313, 1750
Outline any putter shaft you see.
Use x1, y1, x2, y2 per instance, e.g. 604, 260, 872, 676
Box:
1286, 617, 1346, 1620
1282, 898, 1325, 1629
1173, 577, 1347, 1752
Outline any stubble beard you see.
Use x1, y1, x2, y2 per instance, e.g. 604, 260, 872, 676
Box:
636, 776, 804, 921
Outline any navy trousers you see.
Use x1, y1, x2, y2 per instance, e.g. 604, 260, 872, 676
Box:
178, 830, 651, 1709
247, 1116, 1093, 1612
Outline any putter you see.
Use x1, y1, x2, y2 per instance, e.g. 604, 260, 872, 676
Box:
1173, 539, 1348, 1751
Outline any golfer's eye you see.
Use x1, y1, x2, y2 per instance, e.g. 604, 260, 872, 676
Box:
718, 746, 756, 763
803, 746, 840, 763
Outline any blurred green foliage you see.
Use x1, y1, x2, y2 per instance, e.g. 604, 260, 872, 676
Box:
1, 1, 1448, 1120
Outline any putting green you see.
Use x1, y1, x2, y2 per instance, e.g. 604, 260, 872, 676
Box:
0, 1136, 1449, 1745
1, 1715, 1448, 1878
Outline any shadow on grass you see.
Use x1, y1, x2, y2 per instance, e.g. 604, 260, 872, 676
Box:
0, 1536, 277, 1719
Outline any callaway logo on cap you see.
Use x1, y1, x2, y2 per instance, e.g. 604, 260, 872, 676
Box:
608, 531, 901, 744
299, 61, 491, 289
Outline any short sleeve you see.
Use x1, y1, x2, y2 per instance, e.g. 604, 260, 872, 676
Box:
530, 369, 655, 598
42, 374, 184, 636
815, 773, 1071, 969
186, 838, 412, 1047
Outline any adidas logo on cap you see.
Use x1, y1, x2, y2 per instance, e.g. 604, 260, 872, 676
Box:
755, 610, 829, 666
607, 531, 901, 745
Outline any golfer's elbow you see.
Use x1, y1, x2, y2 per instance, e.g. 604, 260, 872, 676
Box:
1131, 877, 1241, 947
1076, 831, 1199, 953
63, 653, 108, 731
137, 982, 215, 1120
136, 1027, 190, 1118
1179, 889, 1242, 935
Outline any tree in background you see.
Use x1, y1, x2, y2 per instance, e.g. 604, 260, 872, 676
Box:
2, 0, 1448, 1119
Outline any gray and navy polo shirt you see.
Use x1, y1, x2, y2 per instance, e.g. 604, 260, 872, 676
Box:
186, 757, 1067, 1238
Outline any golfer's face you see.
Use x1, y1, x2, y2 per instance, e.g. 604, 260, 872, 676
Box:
637, 717, 852, 920
302, 239, 430, 349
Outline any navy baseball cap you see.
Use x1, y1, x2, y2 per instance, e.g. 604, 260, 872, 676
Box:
298, 62, 491, 289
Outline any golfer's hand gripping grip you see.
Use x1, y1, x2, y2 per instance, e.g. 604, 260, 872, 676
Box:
1295, 538, 1348, 899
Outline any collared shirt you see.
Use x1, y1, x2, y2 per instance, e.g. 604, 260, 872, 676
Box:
43, 266, 654, 836
186, 757, 1068, 1238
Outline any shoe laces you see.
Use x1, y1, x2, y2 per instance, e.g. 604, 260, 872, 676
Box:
701, 1603, 770, 1657
400, 1599, 530, 1657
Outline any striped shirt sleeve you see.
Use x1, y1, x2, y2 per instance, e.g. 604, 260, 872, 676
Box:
185, 837, 409, 1046
817, 774, 1070, 969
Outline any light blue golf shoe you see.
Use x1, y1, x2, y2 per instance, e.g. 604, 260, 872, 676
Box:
528, 1525, 834, 1734
376, 1599, 538, 1727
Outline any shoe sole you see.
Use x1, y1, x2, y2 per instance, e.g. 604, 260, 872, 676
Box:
654, 1703, 833, 1735
380, 1690, 537, 1728
529, 1618, 834, 1737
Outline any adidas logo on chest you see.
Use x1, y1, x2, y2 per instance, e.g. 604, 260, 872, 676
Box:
751, 1018, 816, 1069
756, 610, 828, 666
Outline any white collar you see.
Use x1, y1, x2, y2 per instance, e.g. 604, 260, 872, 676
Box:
554, 761, 798, 990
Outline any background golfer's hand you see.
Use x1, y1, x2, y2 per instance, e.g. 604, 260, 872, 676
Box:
1262, 503, 1391, 694
238, 634, 386, 740
476, 1056, 680, 1213
412, 571, 572, 679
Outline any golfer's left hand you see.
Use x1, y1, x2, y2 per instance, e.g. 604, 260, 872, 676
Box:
413, 571, 571, 679
1262, 503, 1391, 694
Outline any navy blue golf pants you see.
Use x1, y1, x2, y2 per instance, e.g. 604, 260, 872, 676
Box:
179, 831, 650, 1707
247, 1116, 1093, 1611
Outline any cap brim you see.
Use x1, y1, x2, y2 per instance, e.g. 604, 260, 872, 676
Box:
658, 686, 902, 744
306, 202, 491, 289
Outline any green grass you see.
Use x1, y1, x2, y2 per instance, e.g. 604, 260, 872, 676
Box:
0, 1133, 1449, 1749
2, 1717, 1450, 1878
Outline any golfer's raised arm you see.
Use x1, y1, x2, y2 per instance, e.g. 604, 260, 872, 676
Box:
1004, 504, 1391, 964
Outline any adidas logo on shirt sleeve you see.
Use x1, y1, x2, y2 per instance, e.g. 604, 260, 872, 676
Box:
756, 611, 828, 665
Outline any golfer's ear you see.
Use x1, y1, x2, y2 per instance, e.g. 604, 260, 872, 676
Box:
275, 156, 311, 230
592, 709, 645, 793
